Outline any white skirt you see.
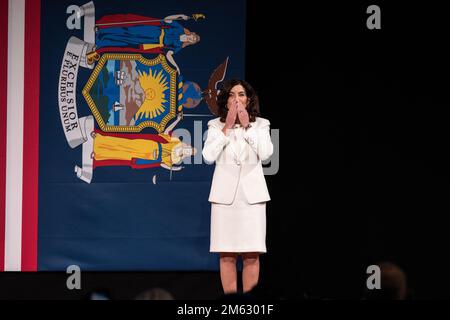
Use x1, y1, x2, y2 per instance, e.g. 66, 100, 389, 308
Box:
210, 183, 267, 253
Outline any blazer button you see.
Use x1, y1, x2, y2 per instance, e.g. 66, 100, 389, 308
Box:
236, 160, 241, 166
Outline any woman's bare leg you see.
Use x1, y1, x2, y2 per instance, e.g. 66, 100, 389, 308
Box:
220, 253, 238, 294
242, 252, 260, 293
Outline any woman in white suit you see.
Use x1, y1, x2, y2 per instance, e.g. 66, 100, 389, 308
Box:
202, 79, 274, 294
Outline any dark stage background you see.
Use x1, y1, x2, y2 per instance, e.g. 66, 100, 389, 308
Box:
1, 1, 449, 299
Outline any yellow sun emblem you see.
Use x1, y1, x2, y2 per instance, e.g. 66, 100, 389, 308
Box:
135, 69, 169, 119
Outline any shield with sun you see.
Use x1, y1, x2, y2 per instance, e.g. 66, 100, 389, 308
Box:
83, 53, 181, 133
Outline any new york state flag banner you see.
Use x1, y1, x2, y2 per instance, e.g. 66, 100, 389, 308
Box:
0, 0, 246, 271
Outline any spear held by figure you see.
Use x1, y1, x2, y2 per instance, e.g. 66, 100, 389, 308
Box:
95, 13, 206, 28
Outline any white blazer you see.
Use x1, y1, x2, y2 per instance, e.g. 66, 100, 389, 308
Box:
202, 117, 274, 205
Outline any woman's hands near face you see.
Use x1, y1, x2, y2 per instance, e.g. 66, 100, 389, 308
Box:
225, 98, 249, 131
225, 101, 238, 129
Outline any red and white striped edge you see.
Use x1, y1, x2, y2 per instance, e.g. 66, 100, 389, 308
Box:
1, 0, 40, 271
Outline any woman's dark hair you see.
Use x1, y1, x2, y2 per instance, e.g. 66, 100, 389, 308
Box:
217, 79, 260, 122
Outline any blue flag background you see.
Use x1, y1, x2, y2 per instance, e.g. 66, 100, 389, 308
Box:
38, 0, 246, 270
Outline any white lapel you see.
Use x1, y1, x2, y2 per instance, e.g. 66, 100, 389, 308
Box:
233, 127, 247, 161
218, 122, 245, 160
228, 130, 240, 159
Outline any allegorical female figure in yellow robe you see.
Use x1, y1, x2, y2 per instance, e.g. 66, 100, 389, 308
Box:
74, 113, 196, 184
92, 131, 196, 169
90, 113, 196, 170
